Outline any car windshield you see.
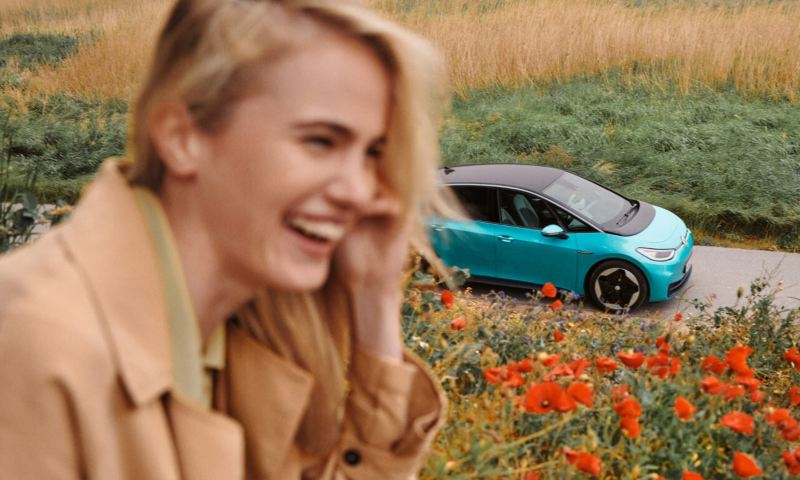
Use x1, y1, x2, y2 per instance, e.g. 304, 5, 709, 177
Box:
541, 172, 630, 226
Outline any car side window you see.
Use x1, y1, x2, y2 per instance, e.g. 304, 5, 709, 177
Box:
451, 186, 498, 222
497, 189, 555, 230
550, 203, 592, 232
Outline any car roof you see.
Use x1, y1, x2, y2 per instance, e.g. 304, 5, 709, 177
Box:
438, 163, 565, 193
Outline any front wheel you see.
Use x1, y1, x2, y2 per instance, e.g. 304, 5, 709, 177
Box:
587, 260, 649, 312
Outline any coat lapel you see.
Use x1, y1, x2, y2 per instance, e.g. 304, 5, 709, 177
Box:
224, 323, 314, 478
166, 394, 244, 480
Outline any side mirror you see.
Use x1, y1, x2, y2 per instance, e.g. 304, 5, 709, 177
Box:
542, 224, 568, 239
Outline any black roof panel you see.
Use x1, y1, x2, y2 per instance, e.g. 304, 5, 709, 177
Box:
439, 163, 564, 193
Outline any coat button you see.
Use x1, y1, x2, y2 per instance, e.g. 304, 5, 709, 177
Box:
343, 449, 361, 466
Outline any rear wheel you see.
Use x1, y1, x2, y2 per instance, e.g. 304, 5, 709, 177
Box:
587, 260, 649, 312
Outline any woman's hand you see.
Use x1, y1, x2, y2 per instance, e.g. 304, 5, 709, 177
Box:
333, 186, 409, 361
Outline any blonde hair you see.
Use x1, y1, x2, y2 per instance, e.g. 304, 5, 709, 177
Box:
129, 0, 453, 458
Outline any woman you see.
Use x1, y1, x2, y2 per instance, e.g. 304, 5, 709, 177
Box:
0, 0, 452, 478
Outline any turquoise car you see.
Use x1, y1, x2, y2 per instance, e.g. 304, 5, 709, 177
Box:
427, 164, 693, 311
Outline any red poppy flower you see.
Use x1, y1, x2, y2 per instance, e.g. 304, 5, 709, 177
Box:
674, 312, 683, 321
766, 409, 796, 430
515, 358, 534, 373
569, 358, 591, 379
610, 384, 631, 403
524, 382, 576, 414
613, 397, 642, 419
620, 416, 640, 438
450, 316, 467, 330
726, 345, 754, 377
655, 335, 670, 354
701, 354, 728, 375
721, 412, 754, 435
541, 282, 557, 299
567, 381, 593, 407
617, 351, 644, 368
735, 376, 760, 392
785, 348, 800, 371
546, 363, 573, 381
440, 289, 454, 309
789, 385, 800, 406
505, 369, 525, 388
674, 396, 696, 421
595, 357, 618, 374
550, 299, 564, 310
723, 385, 746, 401
525, 473, 539, 480
541, 353, 562, 368
732, 451, 762, 477
701, 376, 727, 394
750, 389, 765, 403
553, 330, 565, 342
683, 472, 704, 480
783, 424, 800, 441
563, 448, 601, 477
484, 367, 503, 384
783, 449, 800, 475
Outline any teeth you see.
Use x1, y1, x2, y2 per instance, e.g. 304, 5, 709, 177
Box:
288, 217, 345, 242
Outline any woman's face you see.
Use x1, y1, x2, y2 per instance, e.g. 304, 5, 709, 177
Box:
189, 32, 390, 292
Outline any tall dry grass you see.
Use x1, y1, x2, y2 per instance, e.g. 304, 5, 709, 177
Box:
1, 0, 799, 100
378, 0, 800, 100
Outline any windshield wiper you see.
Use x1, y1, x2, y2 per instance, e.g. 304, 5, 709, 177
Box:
616, 201, 639, 226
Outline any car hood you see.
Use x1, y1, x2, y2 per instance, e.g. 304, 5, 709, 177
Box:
637, 206, 684, 244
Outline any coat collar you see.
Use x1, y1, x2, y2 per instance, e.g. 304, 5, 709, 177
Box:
59, 160, 173, 406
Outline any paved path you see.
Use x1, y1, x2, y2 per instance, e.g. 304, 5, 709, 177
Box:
466, 246, 800, 319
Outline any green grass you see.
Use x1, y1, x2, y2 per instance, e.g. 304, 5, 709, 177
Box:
441, 78, 800, 250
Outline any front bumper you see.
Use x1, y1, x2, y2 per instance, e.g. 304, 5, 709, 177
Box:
646, 232, 693, 302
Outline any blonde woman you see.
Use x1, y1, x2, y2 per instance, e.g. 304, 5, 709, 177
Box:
0, 0, 451, 478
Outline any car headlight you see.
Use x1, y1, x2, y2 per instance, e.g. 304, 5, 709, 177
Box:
636, 247, 676, 262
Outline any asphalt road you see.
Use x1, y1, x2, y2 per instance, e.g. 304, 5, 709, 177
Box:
466, 246, 800, 319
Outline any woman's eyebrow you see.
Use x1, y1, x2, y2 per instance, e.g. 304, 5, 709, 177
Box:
291, 121, 353, 140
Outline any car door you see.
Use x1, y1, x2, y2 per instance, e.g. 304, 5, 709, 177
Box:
493, 189, 578, 289
428, 186, 499, 278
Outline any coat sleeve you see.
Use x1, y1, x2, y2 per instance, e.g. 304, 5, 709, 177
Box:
330, 346, 446, 480
0, 311, 83, 479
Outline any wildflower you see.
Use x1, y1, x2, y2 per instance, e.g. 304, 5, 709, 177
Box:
524, 382, 576, 414
749, 389, 765, 403
568, 358, 591, 379
735, 376, 760, 391
655, 335, 670, 354
440, 289, 454, 309
683, 472, 704, 480
723, 385, 746, 401
550, 299, 564, 310
765, 409, 797, 430
450, 316, 466, 330
541, 282, 557, 299
789, 385, 800, 406
614, 397, 642, 419
563, 448, 601, 477
553, 330, 565, 342
595, 357, 617, 374
484, 367, 503, 385
567, 381, 593, 407
732, 451, 762, 477
647, 352, 680, 378
540, 353, 562, 368
783, 449, 800, 475
525, 473, 539, 480
617, 351, 645, 369
785, 348, 800, 371
674, 397, 696, 421
721, 412, 754, 435
701, 376, 727, 394
726, 345, 754, 377
514, 358, 534, 373
701, 354, 728, 376
620, 416, 641, 438
783, 424, 800, 441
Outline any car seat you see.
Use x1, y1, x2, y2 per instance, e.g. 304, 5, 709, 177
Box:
500, 208, 517, 225
513, 194, 539, 228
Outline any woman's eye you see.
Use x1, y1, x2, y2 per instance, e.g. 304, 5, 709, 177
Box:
304, 136, 334, 148
366, 145, 383, 161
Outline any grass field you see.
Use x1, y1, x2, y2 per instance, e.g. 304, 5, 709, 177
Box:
1, 0, 799, 250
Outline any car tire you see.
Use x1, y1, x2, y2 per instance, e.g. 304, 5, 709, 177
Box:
587, 260, 649, 312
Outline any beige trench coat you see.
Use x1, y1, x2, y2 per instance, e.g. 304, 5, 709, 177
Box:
0, 161, 445, 479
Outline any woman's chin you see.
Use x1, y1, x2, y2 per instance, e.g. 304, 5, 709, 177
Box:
265, 263, 330, 292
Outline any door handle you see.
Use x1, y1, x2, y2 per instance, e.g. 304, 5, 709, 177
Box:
430, 224, 445, 232
497, 235, 513, 243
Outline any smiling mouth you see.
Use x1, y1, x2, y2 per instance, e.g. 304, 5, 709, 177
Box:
287, 216, 346, 243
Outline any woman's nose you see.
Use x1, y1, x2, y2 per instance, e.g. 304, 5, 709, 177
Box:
325, 152, 377, 208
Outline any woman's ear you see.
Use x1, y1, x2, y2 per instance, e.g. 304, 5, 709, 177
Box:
148, 101, 207, 179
